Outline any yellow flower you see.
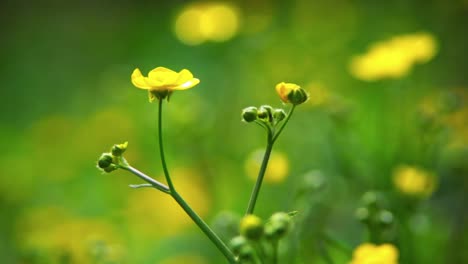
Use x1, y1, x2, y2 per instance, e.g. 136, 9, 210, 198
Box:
393, 165, 436, 197
350, 243, 399, 264
131, 67, 200, 101
275, 82, 309, 105
349, 32, 437, 81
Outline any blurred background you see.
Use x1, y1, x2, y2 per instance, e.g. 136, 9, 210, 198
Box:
1, 0, 467, 263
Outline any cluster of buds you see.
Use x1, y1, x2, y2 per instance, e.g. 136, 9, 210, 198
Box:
355, 191, 395, 242
97, 142, 129, 173
229, 212, 293, 262
241, 105, 287, 126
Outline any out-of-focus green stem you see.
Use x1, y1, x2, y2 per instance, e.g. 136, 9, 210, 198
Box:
157, 99, 238, 264
246, 131, 273, 215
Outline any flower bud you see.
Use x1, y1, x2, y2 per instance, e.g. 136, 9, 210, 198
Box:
355, 207, 370, 224
378, 210, 394, 227
259, 105, 274, 123
241, 107, 258, 123
240, 215, 264, 241
288, 87, 309, 105
238, 244, 255, 262
265, 212, 291, 240
229, 236, 248, 255
97, 153, 114, 169
273, 109, 287, 122
276, 82, 309, 105
111, 142, 128, 156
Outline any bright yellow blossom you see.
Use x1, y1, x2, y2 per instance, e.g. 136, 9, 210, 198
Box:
131, 67, 200, 101
350, 243, 399, 264
275, 82, 309, 105
349, 32, 437, 81
393, 165, 436, 197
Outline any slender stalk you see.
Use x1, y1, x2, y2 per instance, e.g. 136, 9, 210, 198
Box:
272, 240, 279, 264
157, 99, 238, 264
245, 132, 274, 215
121, 165, 170, 194
158, 99, 175, 190
272, 105, 296, 143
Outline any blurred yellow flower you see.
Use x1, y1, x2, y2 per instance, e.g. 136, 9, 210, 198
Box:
175, 3, 240, 45
160, 254, 209, 264
349, 32, 437, 81
245, 149, 289, 184
393, 165, 436, 197
350, 243, 399, 264
276, 82, 309, 105
131, 67, 200, 102
16, 207, 124, 263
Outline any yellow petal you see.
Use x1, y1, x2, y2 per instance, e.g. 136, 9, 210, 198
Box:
175, 69, 194, 85
148, 67, 178, 86
131, 68, 151, 89
172, 78, 200, 90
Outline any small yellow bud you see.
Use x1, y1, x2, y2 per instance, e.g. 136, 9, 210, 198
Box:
111, 142, 128, 156
240, 215, 264, 241
241, 106, 258, 122
275, 82, 309, 105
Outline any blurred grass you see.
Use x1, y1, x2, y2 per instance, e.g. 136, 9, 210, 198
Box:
1, 0, 467, 263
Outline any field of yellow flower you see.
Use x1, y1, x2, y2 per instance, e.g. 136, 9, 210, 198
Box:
1, 1, 467, 263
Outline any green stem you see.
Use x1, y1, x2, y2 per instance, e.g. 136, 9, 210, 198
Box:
272, 240, 279, 264
245, 131, 274, 215
121, 165, 170, 194
158, 99, 175, 190
157, 99, 238, 264
272, 105, 296, 143
171, 190, 238, 263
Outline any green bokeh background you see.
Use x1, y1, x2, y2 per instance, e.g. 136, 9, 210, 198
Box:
1, 0, 467, 263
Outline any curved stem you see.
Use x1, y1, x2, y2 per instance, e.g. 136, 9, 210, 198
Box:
245, 131, 274, 215
272, 240, 279, 264
156, 99, 238, 264
272, 105, 296, 143
158, 99, 175, 191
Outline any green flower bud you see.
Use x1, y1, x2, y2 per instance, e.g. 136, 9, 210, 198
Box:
238, 244, 255, 262
273, 108, 287, 122
103, 164, 118, 173
229, 236, 248, 255
355, 207, 370, 223
240, 215, 264, 241
241, 107, 258, 123
111, 142, 128, 156
265, 212, 291, 240
378, 210, 394, 227
361, 191, 380, 209
287, 87, 309, 105
97, 153, 113, 169
259, 105, 273, 121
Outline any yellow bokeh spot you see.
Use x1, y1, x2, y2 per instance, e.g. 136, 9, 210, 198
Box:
245, 149, 289, 184
393, 165, 436, 197
175, 3, 240, 45
349, 32, 438, 81
126, 168, 211, 239
16, 207, 124, 263
159, 254, 209, 264
350, 243, 399, 264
